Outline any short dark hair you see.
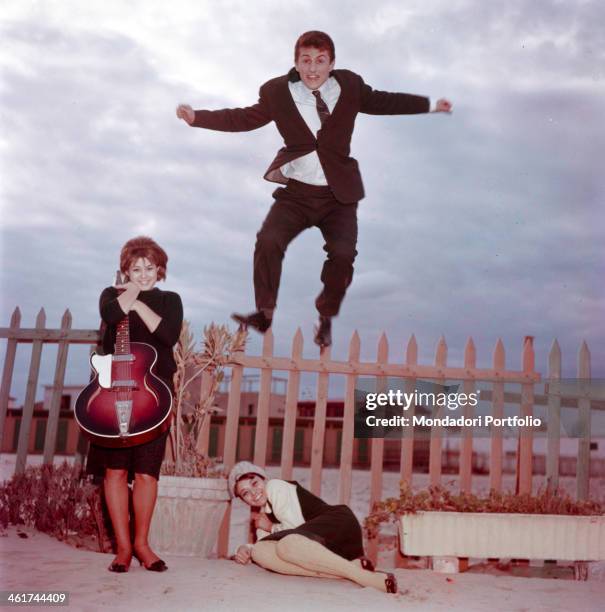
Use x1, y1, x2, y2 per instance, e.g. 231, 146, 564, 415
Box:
120, 236, 168, 281
294, 31, 335, 62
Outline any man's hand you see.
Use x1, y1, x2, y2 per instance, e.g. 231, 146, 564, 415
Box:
234, 544, 253, 564
176, 104, 195, 124
434, 98, 453, 113
252, 512, 274, 533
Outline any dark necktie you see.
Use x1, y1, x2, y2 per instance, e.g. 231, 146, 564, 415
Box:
312, 90, 330, 126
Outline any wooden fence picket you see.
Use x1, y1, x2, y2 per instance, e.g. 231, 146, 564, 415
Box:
429, 336, 448, 486
338, 330, 360, 505
577, 341, 591, 500
459, 337, 476, 493
489, 338, 505, 492
15, 309, 46, 475
280, 328, 303, 480
0, 307, 21, 445
310, 345, 331, 496
399, 334, 418, 487
43, 309, 72, 464
253, 330, 273, 467
517, 336, 535, 494
546, 339, 562, 492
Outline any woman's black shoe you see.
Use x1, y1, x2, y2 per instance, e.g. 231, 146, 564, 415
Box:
384, 572, 398, 594
108, 561, 130, 573
359, 556, 375, 572
139, 558, 168, 572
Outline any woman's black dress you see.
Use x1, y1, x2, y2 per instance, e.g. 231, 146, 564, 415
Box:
86, 286, 183, 481
261, 481, 364, 561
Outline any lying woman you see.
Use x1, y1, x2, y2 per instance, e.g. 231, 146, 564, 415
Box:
229, 461, 397, 594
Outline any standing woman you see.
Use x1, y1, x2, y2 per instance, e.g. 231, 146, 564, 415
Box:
87, 236, 183, 572
229, 461, 397, 594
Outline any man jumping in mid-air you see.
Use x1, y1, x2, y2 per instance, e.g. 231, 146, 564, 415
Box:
177, 30, 452, 348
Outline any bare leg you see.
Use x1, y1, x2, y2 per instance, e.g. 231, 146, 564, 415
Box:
132, 472, 162, 567
251, 541, 339, 579
275, 535, 392, 592
104, 468, 132, 566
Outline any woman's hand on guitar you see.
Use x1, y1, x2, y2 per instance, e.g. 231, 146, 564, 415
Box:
115, 280, 140, 314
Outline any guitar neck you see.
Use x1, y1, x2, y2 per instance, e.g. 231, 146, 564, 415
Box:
113, 270, 131, 356
114, 315, 131, 356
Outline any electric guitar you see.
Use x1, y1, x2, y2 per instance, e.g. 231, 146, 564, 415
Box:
75, 273, 172, 447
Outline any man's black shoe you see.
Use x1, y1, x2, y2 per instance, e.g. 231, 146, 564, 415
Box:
314, 316, 332, 348
231, 311, 272, 333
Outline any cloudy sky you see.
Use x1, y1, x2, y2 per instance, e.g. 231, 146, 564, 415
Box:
1, 0, 603, 403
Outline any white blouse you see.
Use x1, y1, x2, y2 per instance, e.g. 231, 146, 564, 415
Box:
256, 479, 305, 540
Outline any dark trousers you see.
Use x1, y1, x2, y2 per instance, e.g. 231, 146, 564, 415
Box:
254, 179, 358, 317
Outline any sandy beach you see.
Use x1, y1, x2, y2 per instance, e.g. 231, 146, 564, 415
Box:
2, 455, 604, 611
2, 525, 604, 612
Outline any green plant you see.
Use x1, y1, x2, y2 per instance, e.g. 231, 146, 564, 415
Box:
364, 483, 605, 539
163, 321, 246, 477
0, 463, 111, 551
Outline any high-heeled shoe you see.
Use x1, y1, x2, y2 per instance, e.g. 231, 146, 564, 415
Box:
134, 544, 168, 572
359, 556, 375, 572
384, 572, 398, 594
108, 558, 131, 573
138, 558, 168, 572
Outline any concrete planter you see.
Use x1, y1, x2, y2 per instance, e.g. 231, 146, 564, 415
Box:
399, 511, 605, 576
149, 476, 229, 557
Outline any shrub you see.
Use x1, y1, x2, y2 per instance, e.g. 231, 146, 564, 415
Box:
0, 462, 110, 551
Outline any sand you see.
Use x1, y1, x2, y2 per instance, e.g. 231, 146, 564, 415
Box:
2, 455, 604, 611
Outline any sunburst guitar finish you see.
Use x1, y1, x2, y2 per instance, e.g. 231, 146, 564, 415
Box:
75, 307, 172, 448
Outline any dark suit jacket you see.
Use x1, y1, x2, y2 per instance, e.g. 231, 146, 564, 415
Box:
192, 69, 429, 203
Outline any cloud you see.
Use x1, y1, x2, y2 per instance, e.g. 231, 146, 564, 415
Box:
1, 0, 602, 403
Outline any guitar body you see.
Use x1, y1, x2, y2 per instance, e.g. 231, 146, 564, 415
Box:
75, 341, 172, 448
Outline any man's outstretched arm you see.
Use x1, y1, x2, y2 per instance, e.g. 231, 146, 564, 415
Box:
176, 90, 272, 132
359, 79, 452, 115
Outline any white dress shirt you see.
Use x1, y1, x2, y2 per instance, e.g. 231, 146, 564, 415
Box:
280, 76, 435, 186
280, 77, 341, 186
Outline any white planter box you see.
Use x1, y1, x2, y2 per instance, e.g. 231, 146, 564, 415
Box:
399, 511, 605, 561
149, 476, 229, 557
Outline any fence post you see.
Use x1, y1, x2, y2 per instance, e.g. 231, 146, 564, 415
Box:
489, 339, 505, 492
546, 339, 561, 492
310, 345, 331, 496
577, 341, 591, 500
0, 307, 21, 447
366, 332, 388, 564
217, 344, 245, 558
459, 337, 476, 493
400, 334, 418, 487
281, 329, 303, 480
15, 308, 46, 475
429, 336, 448, 487
43, 309, 72, 464
517, 336, 535, 494
254, 330, 273, 467
338, 330, 360, 505
196, 370, 213, 456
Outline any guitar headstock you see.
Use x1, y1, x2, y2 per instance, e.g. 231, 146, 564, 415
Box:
114, 270, 126, 290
